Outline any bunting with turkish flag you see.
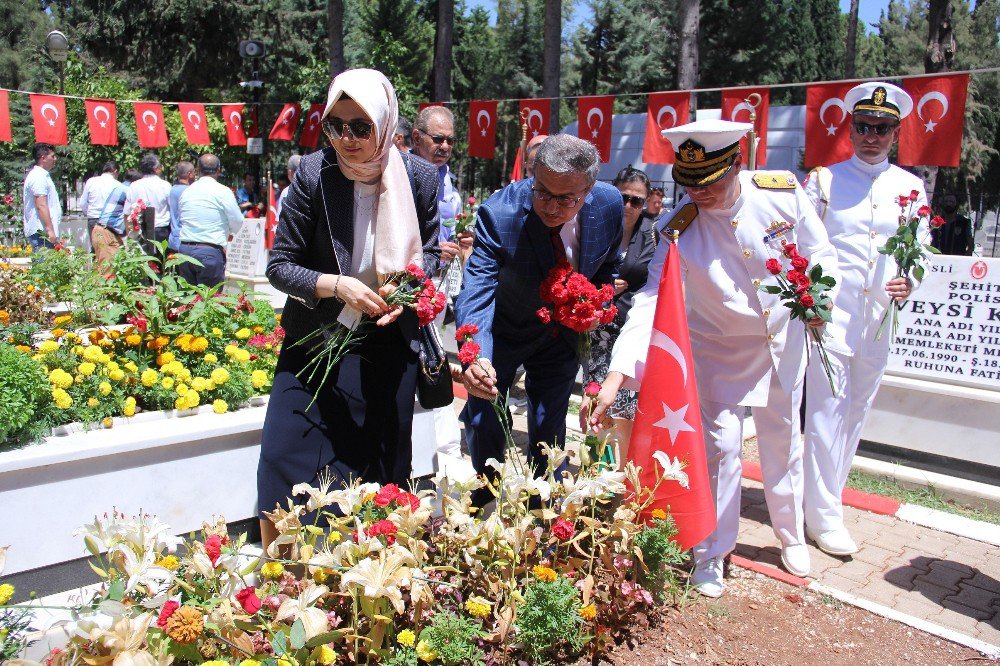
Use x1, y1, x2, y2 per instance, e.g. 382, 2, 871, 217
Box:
642, 92, 690, 164
84, 99, 117, 146
133, 102, 168, 148
299, 103, 325, 148
627, 239, 715, 550
577, 95, 614, 163
721, 87, 769, 167
468, 100, 498, 158
898, 74, 969, 167
519, 98, 550, 140
178, 103, 211, 145
0, 90, 12, 143
30, 94, 68, 145
804, 81, 855, 167
221, 104, 248, 146
269, 103, 301, 141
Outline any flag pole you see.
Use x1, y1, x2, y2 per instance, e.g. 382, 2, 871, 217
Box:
744, 92, 762, 171
519, 108, 530, 180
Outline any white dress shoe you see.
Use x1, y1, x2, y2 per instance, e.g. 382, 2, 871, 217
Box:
807, 526, 859, 556
781, 544, 811, 577
691, 556, 725, 598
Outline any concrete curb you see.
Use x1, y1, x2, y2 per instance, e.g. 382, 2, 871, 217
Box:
852, 453, 1000, 514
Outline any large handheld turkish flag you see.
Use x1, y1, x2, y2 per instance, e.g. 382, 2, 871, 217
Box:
468, 100, 498, 159
627, 239, 715, 550
269, 103, 301, 141
642, 92, 690, 164
804, 82, 854, 167
265, 175, 278, 250
577, 95, 614, 163
178, 103, 211, 146
84, 99, 117, 146
299, 103, 325, 148
721, 87, 770, 167
898, 74, 968, 168
221, 104, 248, 146
30, 94, 68, 145
133, 102, 169, 148
0, 90, 12, 143
519, 98, 550, 140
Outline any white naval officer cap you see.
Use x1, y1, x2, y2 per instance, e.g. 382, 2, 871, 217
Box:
844, 82, 913, 121
661, 119, 752, 188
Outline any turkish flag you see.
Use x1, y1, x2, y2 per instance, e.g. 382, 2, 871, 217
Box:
299, 103, 325, 148
509, 145, 525, 182
642, 92, 690, 164
178, 103, 211, 145
221, 104, 248, 146
468, 100, 497, 159
84, 99, 117, 146
29, 94, 68, 145
721, 87, 770, 167
628, 240, 715, 549
269, 103, 301, 141
804, 81, 854, 167
0, 90, 12, 142
519, 98, 550, 140
133, 102, 169, 148
898, 74, 969, 167
265, 175, 278, 249
577, 95, 614, 163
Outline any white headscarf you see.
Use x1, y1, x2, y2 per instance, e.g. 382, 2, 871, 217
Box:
322, 68, 423, 281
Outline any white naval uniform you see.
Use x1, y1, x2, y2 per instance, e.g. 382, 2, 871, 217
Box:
610, 170, 839, 565
802, 156, 927, 532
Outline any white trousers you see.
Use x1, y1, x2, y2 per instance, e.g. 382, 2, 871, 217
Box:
803, 347, 887, 532
694, 370, 805, 565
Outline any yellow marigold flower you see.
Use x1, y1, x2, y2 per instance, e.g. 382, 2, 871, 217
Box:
174, 397, 186, 410
53, 314, 72, 326
48, 369, 73, 389
312, 568, 329, 584
253, 326, 264, 333
464, 596, 492, 619
81, 345, 102, 362
238, 661, 262, 666
75, 374, 84, 384
251, 369, 268, 389
174, 333, 194, 351
51, 388, 72, 409
234, 349, 251, 363
277, 660, 293, 666
415, 640, 438, 663
212, 327, 223, 337
176, 383, 189, 396
50, 328, 66, 339
210, 367, 230, 384
38, 340, 59, 354
125, 334, 142, 346
165, 605, 203, 644
141, 369, 159, 387
224, 344, 239, 357
213, 399, 228, 414
275, 314, 281, 323
184, 391, 200, 409
102, 417, 113, 428
109, 369, 126, 381
260, 561, 284, 580
0, 583, 15, 605
156, 351, 175, 367
201, 661, 227, 666
65, 332, 81, 344
88, 331, 104, 344
123, 396, 137, 417
87, 397, 99, 408
176, 367, 192, 382
327, 531, 342, 544
190, 336, 209, 352
192, 377, 209, 392
314, 645, 336, 665
397, 629, 416, 648
206, 380, 217, 391
156, 555, 180, 570
25, 284, 34, 293
204, 353, 218, 364
235, 328, 251, 340
161, 377, 175, 390
0, 310, 9, 323
532, 565, 557, 583
578, 604, 597, 621
651, 508, 667, 521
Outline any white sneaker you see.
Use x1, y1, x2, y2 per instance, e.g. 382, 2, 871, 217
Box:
691, 557, 725, 598
806, 526, 859, 556
781, 544, 811, 577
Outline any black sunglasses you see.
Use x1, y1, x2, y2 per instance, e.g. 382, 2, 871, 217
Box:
621, 193, 647, 208
853, 121, 897, 137
323, 117, 375, 141
418, 128, 456, 145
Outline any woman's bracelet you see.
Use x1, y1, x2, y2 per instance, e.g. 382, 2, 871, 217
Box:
333, 274, 343, 302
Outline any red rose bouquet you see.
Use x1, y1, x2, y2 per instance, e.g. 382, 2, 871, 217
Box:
536, 260, 617, 360
760, 242, 837, 392
875, 191, 941, 341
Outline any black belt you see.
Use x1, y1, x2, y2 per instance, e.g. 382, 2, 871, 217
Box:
181, 241, 224, 253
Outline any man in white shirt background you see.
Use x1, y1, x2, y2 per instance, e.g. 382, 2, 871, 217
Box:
79, 160, 121, 245
125, 153, 172, 243
22, 143, 62, 250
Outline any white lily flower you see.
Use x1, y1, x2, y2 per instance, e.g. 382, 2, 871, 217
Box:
110, 543, 173, 596
275, 582, 330, 640
537, 442, 572, 471
340, 547, 416, 614
292, 477, 339, 512
98, 612, 158, 665
485, 458, 551, 503
561, 469, 627, 511
653, 451, 689, 489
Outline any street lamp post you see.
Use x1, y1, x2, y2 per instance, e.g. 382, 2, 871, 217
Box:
45, 30, 69, 95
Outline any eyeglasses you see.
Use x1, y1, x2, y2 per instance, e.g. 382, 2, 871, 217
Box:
853, 121, 897, 137
322, 117, 375, 141
417, 129, 456, 145
532, 186, 585, 208
621, 193, 647, 208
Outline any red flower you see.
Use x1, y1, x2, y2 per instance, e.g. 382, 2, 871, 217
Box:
799, 293, 815, 308
156, 600, 179, 629
458, 341, 481, 365
374, 483, 401, 507
126, 314, 149, 333
397, 491, 421, 512
781, 243, 799, 259
405, 263, 426, 280
205, 535, 224, 566
536, 307, 551, 324
910, 189, 920, 201
765, 258, 782, 275
236, 587, 262, 615
468, 196, 477, 205
455, 324, 479, 342
2, 194, 13, 205
365, 519, 398, 545
786, 270, 811, 289
790, 255, 809, 270
584, 381, 601, 397
931, 215, 946, 228
552, 517, 575, 541
917, 205, 932, 217
599, 304, 617, 325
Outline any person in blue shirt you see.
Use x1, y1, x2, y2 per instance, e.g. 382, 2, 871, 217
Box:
168, 161, 195, 251
235, 172, 261, 217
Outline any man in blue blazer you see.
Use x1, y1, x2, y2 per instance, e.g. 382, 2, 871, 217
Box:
456, 134, 624, 492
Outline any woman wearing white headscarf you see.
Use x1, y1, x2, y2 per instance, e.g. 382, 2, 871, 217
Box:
258, 69, 440, 548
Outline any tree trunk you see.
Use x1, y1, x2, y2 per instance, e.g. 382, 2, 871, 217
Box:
327, 0, 346, 78
543, 0, 561, 135
844, 0, 859, 78
921, 0, 955, 201
434, 0, 454, 102
677, 0, 699, 115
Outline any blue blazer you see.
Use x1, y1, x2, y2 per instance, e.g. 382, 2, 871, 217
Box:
456, 178, 624, 360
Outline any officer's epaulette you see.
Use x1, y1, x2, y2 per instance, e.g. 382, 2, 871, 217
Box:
662, 202, 698, 239
751, 171, 798, 191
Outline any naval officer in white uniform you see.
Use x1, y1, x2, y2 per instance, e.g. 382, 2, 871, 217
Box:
591, 120, 839, 597
801, 82, 927, 556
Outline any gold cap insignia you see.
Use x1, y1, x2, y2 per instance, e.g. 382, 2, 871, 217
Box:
679, 139, 706, 164
873, 87, 887, 106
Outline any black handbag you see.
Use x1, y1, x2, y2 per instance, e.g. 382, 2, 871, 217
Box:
416, 323, 454, 408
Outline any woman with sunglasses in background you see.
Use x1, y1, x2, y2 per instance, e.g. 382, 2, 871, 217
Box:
580, 165, 657, 461
257, 69, 440, 552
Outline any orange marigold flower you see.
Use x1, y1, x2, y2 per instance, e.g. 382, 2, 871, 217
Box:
165, 605, 204, 644
532, 565, 557, 583
578, 604, 597, 621
650, 508, 667, 521
50, 328, 66, 338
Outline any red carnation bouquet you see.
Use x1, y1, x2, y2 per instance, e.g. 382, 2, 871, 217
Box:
760, 242, 837, 392
126, 199, 147, 235
875, 191, 941, 341
294, 263, 446, 407
536, 260, 617, 360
